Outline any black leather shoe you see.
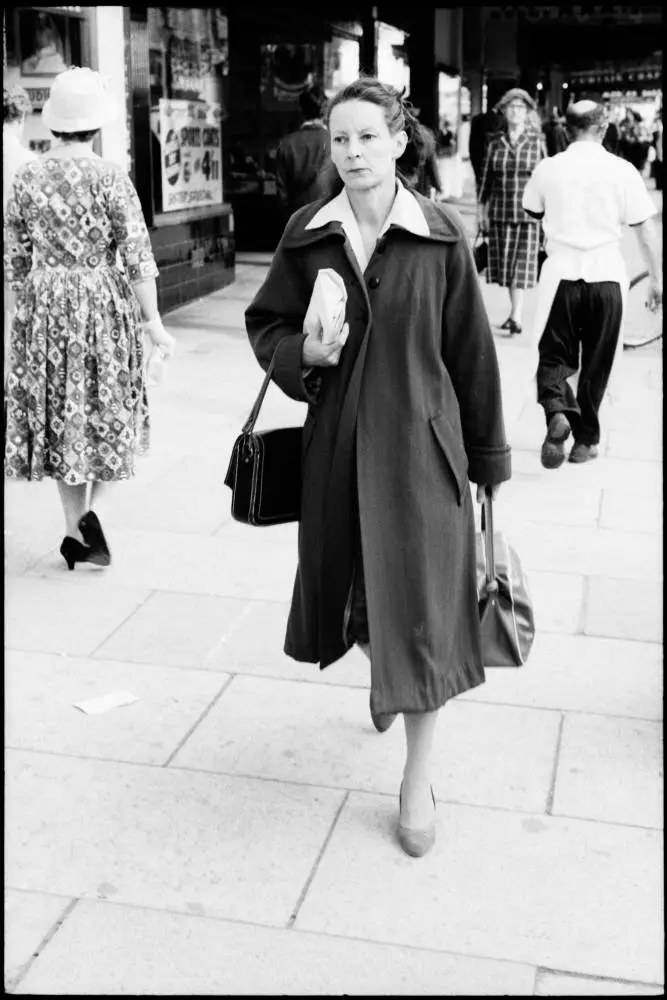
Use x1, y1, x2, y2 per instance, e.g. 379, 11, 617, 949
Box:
507, 319, 522, 335
78, 510, 111, 566
540, 413, 572, 469
568, 442, 599, 464
59, 536, 93, 571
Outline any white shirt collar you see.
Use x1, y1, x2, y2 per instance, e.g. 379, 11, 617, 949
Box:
304, 179, 429, 272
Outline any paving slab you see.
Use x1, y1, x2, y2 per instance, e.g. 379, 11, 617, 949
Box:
93, 592, 252, 669
296, 793, 664, 984
552, 713, 663, 828
492, 476, 602, 527
107, 478, 232, 535
605, 427, 663, 463
13, 899, 537, 996
6, 750, 343, 926
599, 486, 662, 534
25, 522, 298, 601
522, 570, 585, 634
585, 576, 663, 644
460, 632, 663, 721
171, 676, 560, 813
4, 650, 227, 765
508, 520, 662, 581
511, 449, 663, 494
5, 577, 151, 657
4, 889, 72, 990
203, 597, 370, 685
535, 969, 664, 995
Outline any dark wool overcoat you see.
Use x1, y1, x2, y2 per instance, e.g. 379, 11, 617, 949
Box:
245, 192, 512, 715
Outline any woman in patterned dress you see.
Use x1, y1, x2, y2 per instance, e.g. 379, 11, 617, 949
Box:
477, 88, 546, 334
4, 68, 175, 569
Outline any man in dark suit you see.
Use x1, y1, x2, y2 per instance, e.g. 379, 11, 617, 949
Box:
469, 107, 503, 194
275, 84, 331, 223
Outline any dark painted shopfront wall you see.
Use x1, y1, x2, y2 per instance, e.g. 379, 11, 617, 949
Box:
128, 6, 234, 313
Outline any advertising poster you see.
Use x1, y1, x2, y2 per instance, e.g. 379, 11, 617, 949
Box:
159, 99, 223, 212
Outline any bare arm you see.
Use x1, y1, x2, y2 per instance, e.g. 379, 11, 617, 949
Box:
132, 278, 159, 321
633, 216, 663, 309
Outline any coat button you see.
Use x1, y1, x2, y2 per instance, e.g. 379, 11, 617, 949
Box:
368, 276, 381, 289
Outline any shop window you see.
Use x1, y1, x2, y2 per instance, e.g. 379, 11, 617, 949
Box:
376, 23, 410, 95
148, 7, 229, 216
324, 32, 361, 98
3, 7, 88, 154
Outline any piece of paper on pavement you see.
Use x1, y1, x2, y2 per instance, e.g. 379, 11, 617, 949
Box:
73, 691, 140, 715
303, 268, 348, 345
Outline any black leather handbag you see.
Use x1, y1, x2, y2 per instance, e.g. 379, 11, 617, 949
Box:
224, 354, 303, 526
476, 490, 536, 667
473, 227, 489, 274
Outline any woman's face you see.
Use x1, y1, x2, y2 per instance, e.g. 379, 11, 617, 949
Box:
504, 100, 528, 128
329, 99, 407, 192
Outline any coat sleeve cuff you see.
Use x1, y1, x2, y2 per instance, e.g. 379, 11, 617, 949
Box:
272, 334, 320, 405
466, 445, 512, 485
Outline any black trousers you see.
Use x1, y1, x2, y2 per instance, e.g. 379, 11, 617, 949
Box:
537, 279, 623, 446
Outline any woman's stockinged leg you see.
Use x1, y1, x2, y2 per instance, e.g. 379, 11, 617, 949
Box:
509, 286, 524, 323
56, 482, 88, 542
90, 479, 116, 521
401, 710, 440, 828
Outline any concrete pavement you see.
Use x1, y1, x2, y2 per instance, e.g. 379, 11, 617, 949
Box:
4, 177, 663, 995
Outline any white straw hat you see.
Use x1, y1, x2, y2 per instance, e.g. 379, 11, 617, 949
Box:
41, 67, 119, 133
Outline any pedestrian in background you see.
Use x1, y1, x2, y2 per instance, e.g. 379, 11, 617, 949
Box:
4, 68, 176, 570
245, 77, 510, 859
275, 83, 331, 223
477, 88, 547, 334
651, 108, 662, 191
542, 106, 569, 156
468, 106, 502, 196
435, 117, 464, 200
522, 99, 661, 469
3, 85, 37, 210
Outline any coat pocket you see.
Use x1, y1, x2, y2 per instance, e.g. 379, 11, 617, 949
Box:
430, 412, 469, 506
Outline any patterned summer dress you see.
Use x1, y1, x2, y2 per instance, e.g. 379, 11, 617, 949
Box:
4, 152, 159, 484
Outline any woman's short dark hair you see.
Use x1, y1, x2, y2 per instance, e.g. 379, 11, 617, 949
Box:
4, 86, 32, 125
299, 84, 327, 121
50, 128, 100, 143
326, 77, 431, 189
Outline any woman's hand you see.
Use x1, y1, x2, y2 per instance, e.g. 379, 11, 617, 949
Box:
142, 316, 176, 359
476, 484, 501, 503
302, 323, 349, 367
477, 203, 490, 234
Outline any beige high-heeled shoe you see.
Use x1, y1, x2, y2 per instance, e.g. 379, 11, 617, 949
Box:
398, 782, 437, 858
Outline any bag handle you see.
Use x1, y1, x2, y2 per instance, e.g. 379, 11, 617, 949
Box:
241, 353, 278, 435
480, 486, 498, 593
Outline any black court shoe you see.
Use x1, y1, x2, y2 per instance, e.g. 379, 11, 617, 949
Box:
60, 537, 93, 571
78, 511, 111, 567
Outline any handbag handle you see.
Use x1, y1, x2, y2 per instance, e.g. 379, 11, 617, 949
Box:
480, 486, 498, 593
241, 353, 278, 435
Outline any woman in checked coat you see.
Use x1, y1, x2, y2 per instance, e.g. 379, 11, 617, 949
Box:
245, 78, 511, 858
477, 88, 547, 335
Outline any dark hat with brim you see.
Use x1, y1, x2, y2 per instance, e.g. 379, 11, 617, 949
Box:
494, 88, 537, 113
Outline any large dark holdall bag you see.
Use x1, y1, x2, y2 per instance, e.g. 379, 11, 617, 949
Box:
476, 489, 536, 667
224, 353, 302, 526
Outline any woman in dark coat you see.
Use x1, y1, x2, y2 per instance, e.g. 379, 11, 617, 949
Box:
245, 78, 511, 858
477, 88, 546, 334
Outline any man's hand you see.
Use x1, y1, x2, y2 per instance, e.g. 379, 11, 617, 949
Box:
476, 484, 501, 503
646, 278, 663, 312
302, 323, 349, 367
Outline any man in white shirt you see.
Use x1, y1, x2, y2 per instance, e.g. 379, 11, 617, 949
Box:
522, 100, 661, 468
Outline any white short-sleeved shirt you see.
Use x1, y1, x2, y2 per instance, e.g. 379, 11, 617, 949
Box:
522, 141, 656, 276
